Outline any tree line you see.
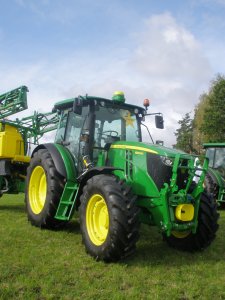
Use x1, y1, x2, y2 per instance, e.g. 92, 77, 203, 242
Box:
174, 74, 225, 154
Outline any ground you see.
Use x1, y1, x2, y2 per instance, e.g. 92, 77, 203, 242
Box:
0, 194, 225, 300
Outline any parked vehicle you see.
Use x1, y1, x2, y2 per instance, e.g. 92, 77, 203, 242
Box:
0, 87, 219, 261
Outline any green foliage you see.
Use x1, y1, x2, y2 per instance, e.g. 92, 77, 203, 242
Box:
174, 112, 194, 152
201, 75, 225, 142
176, 74, 225, 153
192, 93, 209, 154
1, 195, 225, 299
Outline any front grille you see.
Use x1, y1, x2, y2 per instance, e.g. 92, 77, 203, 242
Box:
146, 153, 189, 191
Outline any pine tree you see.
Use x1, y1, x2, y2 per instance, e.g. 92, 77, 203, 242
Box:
201, 75, 225, 142
174, 113, 194, 153
192, 93, 209, 154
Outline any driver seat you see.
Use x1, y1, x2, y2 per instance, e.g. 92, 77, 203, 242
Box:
104, 136, 120, 151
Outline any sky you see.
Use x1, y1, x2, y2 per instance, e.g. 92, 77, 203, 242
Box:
0, 0, 225, 146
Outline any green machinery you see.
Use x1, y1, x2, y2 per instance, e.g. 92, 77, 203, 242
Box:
204, 143, 225, 206
0, 87, 219, 262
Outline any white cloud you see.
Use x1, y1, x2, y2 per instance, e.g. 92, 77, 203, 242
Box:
127, 12, 213, 145
131, 13, 211, 82
0, 12, 214, 147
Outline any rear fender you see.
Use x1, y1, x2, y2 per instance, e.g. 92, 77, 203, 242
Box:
208, 168, 224, 188
32, 143, 77, 181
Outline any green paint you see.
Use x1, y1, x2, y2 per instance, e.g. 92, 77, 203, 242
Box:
204, 143, 225, 148
54, 144, 77, 181
0, 86, 210, 239
107, 141, 207, 236
53, 144, 78, 220
55, 182, 79, 220
204, 143, 225, 204
0, 86, 28, 118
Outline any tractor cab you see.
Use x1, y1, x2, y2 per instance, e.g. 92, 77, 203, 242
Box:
54, 92, 145, 171
204, 143, 225, 204
204, 143, 225, 177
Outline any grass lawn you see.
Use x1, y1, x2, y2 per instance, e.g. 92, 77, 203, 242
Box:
0, 194, 225, 300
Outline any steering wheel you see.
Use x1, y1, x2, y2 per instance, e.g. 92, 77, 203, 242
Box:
95, 130, 119, 147
102, 130, 119, 137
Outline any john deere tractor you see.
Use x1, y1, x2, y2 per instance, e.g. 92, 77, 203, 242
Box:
0, 87, 219, 262
204, 143, 225, 207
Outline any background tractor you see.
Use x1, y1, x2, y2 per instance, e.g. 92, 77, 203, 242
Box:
204, 143, 225, 207
0, 87, 219, 262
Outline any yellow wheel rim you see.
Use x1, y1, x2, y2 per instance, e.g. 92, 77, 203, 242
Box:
172, 230, 191, 238
86, 194, 109, 246
28, 166, 47, 214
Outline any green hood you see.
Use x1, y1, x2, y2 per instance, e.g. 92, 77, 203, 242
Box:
110, 141, 193, 159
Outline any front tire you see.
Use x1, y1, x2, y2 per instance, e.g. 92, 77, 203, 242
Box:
164, 191, 219, 251
25, 149, 65, 228
79, 175, 140, 262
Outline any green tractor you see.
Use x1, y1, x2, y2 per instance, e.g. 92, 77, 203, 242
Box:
204, 143, 225, 207
0, 87, 219, 262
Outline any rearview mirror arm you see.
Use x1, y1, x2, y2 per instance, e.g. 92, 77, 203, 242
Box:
141, 122, 154, 144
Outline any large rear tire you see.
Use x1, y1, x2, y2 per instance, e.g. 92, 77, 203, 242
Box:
204, 172, 221, 204
79, 175, 140, 262
25, 149, 65, 228
164, 191, 219, 251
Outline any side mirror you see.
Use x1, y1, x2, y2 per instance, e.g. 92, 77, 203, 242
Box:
155, 115, 164, 129
73, 97, 83, 115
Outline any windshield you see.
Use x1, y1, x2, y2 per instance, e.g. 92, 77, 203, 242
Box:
55, 109, 69, 143
214, 148, 225, 171
94, 105, 141, 148
54, 101, 142, 170
206, 147, 225, 173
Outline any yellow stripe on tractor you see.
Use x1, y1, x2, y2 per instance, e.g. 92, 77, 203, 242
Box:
110, 144, 158, 154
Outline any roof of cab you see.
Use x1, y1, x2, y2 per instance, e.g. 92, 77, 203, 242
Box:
53, 95, 145, 112
203, 143, 225, 148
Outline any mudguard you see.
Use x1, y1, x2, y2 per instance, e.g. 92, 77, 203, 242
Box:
32, 143, 77, 181
208, 167, 225, 188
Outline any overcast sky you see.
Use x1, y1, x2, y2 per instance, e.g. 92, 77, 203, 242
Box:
1, 0, 225, 146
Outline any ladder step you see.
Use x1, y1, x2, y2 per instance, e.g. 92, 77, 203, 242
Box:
55, 182, 79, 221
66, 187, 77, 190
60, 201, 73, 205
55, 216, 68, 221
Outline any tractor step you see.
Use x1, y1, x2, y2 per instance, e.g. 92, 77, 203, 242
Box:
54, 181, 79, 221
60, 201, 74, 205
